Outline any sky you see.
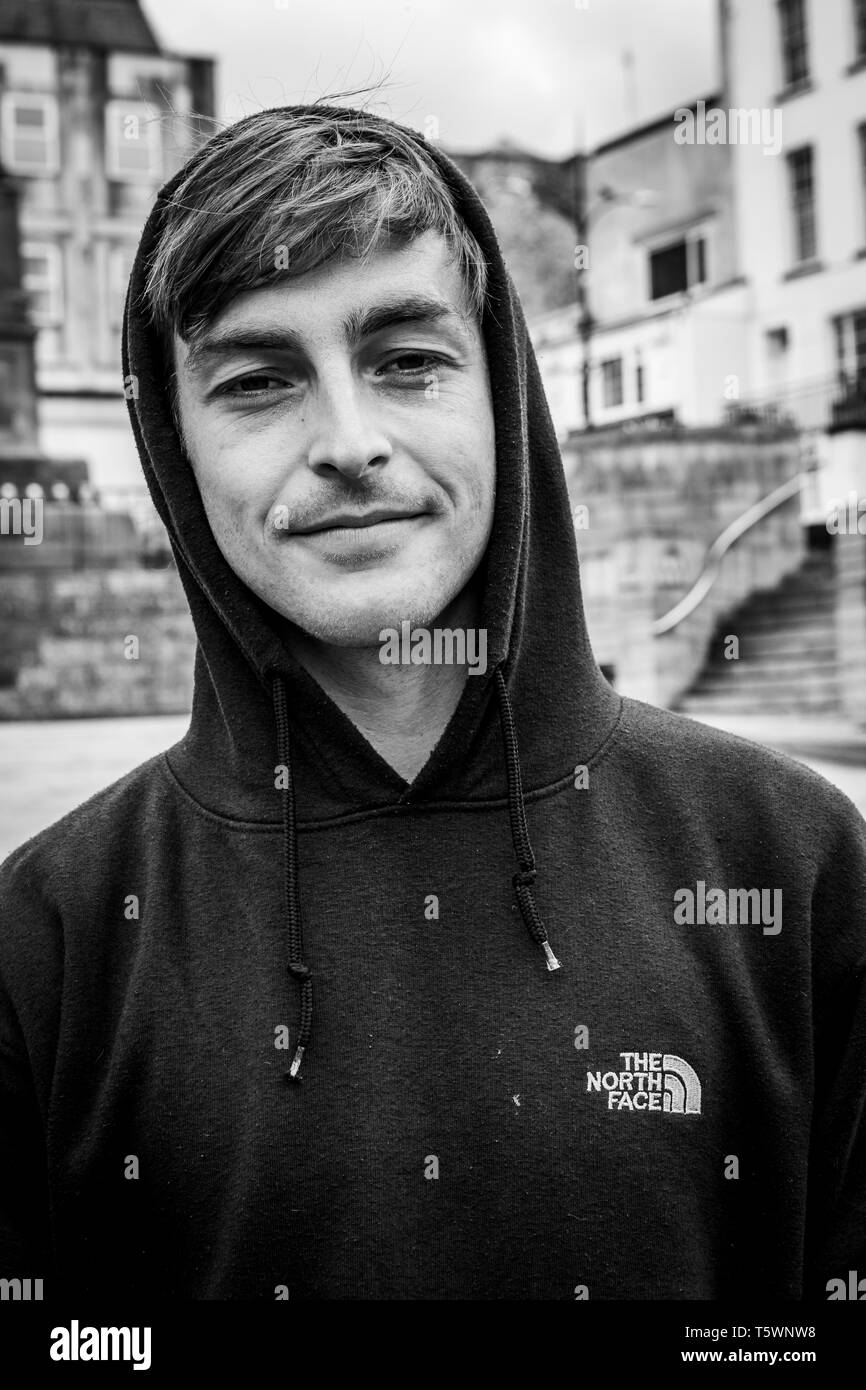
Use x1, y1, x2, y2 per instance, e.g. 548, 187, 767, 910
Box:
141, 0, 719, 158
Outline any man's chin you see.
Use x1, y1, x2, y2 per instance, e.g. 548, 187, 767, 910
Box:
256, 545, 479, 649
274, 593, 451, 651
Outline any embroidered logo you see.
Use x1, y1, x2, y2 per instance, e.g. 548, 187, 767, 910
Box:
586, 1051, 702, 1113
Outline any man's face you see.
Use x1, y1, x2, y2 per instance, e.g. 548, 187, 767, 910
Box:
173, 229, 496, 646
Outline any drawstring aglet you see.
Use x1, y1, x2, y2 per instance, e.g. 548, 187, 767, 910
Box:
286, 1044, 305, 1082
541, 939, 561, 971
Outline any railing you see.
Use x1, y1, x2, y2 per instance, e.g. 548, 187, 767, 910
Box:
651, 472, 806, 636
725, 371, 866, 434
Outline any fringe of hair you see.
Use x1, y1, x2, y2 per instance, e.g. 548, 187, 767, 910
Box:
144, 106, 489, 358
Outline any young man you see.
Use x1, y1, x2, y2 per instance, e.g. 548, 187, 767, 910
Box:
1, 104, 864, 1301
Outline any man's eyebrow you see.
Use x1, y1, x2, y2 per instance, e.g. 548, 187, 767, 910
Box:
345, 294, 471, 342
182, 294, 472, 379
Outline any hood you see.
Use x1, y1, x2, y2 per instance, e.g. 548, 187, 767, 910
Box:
122, 104, 621, 1079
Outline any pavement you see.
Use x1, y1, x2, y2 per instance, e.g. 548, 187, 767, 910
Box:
0, 715, 188, 863
0, 708, 865, 865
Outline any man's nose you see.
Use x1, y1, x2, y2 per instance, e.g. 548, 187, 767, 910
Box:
305, 369, 392, 479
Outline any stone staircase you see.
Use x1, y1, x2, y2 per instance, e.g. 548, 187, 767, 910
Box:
676, 547, 842, 715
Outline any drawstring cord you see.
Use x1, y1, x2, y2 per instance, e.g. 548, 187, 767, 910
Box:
493, 666, 561, 972
271, 661, 561, 1083
273, 677, 313, 1082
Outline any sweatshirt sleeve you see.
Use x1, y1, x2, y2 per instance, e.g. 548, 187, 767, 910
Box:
0, 855, 60, 1283
804, 790, 866, 1297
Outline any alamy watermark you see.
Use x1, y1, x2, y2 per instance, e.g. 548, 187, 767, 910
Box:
379, 621, 487, 675
674, 881, 782, 935
674, 99, 782, 157
827, 1270, 866, 1299
0, 495, 42, 545
826, 491, 866, 535
0, 1276, 43, 1299
49, 1320, 151, 1371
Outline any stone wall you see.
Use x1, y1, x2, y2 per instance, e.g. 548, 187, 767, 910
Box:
0, 567, 195, 718
563, 424, 808, 708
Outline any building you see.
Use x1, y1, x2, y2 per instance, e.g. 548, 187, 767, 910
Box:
527, 0, 866, 724
0, 0, 214, 499
449, 141, 582, 320
722, 0, 866, 452
531, 0, 866, 455
0, 156, 42, 481
530, 92, 751, 439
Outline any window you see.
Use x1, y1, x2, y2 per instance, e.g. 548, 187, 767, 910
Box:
786, 146, 816, 262
635, 351, 644, 404
105, 100, 162, 180
21, 243, 63, 325
854, 0, 866, 60
833, 309, 866, 385
778, 0, 809, 87
651, 242, 687, 299
601, 358, 623, 409
107, 245, 136, 329
0, 93, 59, 174
694, 238, 706, 285
766, 327, 790, 356
0, 353, 15, 429
648, 237, 707, 300
852, 312, 866, 376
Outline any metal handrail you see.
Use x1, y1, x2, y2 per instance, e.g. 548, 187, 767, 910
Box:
651, 471, 806, 636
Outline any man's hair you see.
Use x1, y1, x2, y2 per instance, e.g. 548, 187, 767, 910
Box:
141, 105, 489, 433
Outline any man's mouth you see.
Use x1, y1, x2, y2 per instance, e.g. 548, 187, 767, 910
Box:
290, 508, 426, 535
279, 507, 432, 566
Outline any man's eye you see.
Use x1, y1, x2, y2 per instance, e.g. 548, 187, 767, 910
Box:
378, 353, 443, 377
223, 373, 289, 396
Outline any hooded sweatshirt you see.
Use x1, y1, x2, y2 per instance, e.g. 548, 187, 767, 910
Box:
1, 107, 865, 1303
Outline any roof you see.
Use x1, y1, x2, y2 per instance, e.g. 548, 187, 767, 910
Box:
592, 94, 722, 157
0, 0, 159, 53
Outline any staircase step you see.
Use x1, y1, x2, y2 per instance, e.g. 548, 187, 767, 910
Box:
692, 658, 840, 681
700, 648, 837, 671
738, 591, 834, 613
691, 678, 841, 700
752, 572, 835, 590
704, 623, 835, 643
761, 602, 835, 618
711, 639, 839, 661
675, 547, 842, 716
741, 612, 835, 630
739, 606, 834, 626
680, 692, 841, 714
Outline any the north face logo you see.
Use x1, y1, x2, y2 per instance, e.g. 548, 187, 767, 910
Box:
586, 1052, 702, 1113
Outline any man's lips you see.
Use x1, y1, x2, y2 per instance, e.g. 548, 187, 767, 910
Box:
288, 508, 426, 535
282, 508, 430, 564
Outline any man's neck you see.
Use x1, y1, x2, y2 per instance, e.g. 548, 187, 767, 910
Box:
282, 594, 478, 784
